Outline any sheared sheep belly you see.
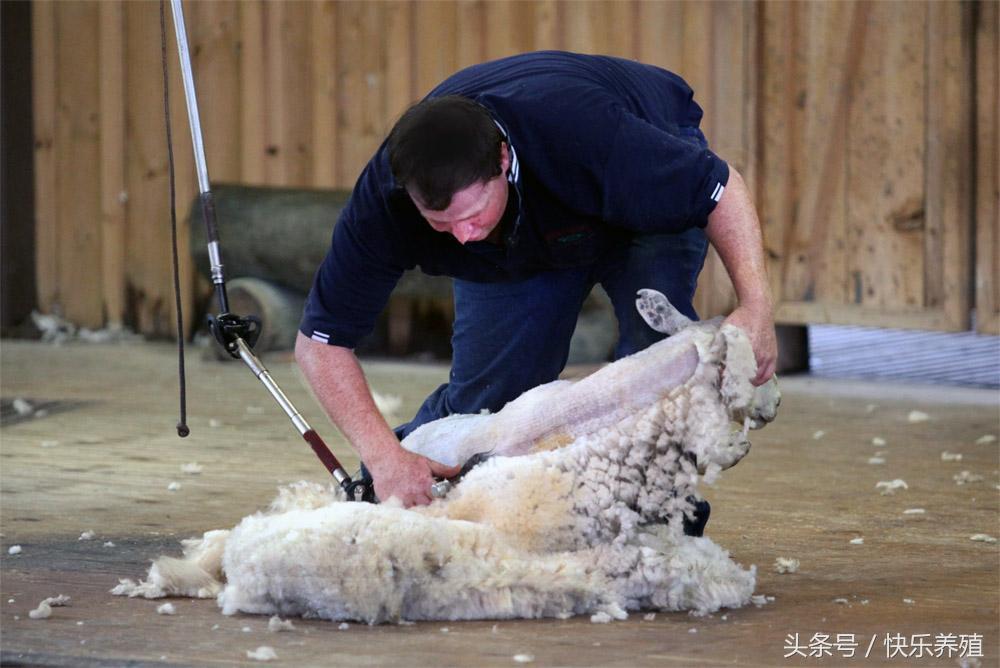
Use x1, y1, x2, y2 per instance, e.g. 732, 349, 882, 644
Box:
402, 331, 701, 467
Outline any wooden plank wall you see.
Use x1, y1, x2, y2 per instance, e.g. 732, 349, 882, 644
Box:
32, 1, 986, 338
760, 0, 976, 332
976, 1, 999, 335
32, 0, 752, 336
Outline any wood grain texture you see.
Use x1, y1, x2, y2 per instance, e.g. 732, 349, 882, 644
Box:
32, 0, 58, 313
925, 1, 972, 331
99, 1, 126, 329
30, 0, 982, 335
55, 1, 103, 327
975, 1, 999, 334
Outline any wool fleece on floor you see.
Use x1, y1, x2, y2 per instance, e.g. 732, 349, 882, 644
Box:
112, 291, 780, 623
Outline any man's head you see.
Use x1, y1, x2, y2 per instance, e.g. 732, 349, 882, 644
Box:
388, 96, 510, 244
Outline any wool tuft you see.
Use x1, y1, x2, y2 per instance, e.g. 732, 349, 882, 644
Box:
773, 558, 800, 574
953, 471, 984, 485
876, 480, 908, 495
29, 602, 52, 619
246, 646, 277, 661
267, 615, 295, 632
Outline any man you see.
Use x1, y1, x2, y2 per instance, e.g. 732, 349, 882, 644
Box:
296, 51, 776, 510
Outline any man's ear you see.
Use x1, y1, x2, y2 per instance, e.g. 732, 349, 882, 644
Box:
716, 324, 756, 415
499, 141, 510, 175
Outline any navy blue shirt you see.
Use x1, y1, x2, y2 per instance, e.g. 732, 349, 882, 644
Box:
302, 51, 729, 348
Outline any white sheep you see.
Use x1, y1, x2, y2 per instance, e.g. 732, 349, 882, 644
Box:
113, 290, 780, 623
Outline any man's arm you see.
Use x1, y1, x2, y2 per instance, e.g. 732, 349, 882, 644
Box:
294, 332, 459, 506
704, 167, 777, 385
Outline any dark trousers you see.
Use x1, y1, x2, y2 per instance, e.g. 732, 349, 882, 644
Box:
394, 226, 709, 440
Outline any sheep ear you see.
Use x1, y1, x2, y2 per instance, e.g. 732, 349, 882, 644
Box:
635, 289, 693, 335
717, 324, 756, 414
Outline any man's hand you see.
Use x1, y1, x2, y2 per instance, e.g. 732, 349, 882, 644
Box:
367, 448, 461, 508
723, 302, 777, 386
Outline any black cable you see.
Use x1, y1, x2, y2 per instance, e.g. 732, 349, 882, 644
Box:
160, 0, 189, 438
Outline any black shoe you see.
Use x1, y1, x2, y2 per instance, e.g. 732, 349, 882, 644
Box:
682, 497, 711, 537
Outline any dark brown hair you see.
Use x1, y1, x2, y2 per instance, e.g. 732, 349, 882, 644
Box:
387, 95, 503, 211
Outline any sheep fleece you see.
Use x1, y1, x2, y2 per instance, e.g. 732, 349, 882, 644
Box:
114, 324, 762, 622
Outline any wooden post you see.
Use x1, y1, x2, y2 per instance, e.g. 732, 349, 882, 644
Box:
32, 0, 58, 315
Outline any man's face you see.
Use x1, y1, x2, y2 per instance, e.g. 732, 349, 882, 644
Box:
411, 144, 510, 245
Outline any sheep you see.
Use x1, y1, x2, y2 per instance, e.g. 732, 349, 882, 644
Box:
113, 289, 780, 623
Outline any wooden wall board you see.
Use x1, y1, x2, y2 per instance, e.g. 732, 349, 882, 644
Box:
764, 0, 974, 332
190, 0, 243, 184
99, 1, 126, 329
30, 0, 983, 337
32, 0, 58, 315
976, 1, 999, 335
312, 1, 339, 188
337, 1, 386, 189
269, 1, 315, 186
533, 0, 561, 52
383, 1, 414, 134
239, 1, 267, 185
846, 2, 926, 311
55, 1, 103, 328
413, 1, 458, 99
924, 1, 973, 331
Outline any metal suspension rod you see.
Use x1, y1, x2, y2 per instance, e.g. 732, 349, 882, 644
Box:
169, 0, 227, 313
164, 0, 362, 497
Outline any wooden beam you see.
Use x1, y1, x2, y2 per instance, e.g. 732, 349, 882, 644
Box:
776, 301, 963, 332
976, 0, 999, 334
56, 1, 103, 327
32, 0, 58, 314
99, 1, 126, 329
312, 0, 339, 187
925, 1, 973, 330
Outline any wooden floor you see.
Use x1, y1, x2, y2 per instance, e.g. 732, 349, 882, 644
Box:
1, 340, 997, 666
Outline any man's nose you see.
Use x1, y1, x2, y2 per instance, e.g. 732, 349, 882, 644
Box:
452, 222, 474, 245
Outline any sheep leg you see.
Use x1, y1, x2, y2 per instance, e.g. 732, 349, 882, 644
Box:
634, 289, 693, 335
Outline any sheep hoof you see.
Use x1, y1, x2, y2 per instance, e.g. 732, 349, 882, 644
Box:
635, 289, 693, 335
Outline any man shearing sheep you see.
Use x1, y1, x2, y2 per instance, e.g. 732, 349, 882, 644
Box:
295, 51, 776, 514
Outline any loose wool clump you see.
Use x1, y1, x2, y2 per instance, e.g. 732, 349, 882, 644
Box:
113, 290, 780, 623
773, 558, 800, 574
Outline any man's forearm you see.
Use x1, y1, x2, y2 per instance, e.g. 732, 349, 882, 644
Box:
704, 167, 772, 309
704, 167, 777, 383
293, 332, 402, 467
